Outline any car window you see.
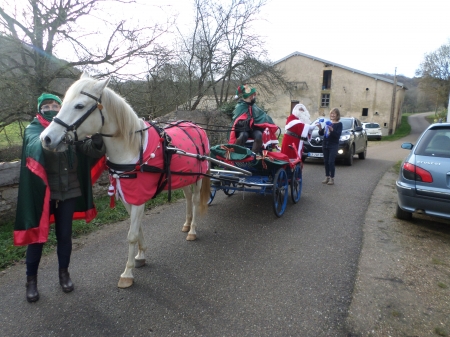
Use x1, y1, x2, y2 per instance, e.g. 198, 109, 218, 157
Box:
415, 129, 450, 158
364, 123, 380, 128
341, 119, 353, 130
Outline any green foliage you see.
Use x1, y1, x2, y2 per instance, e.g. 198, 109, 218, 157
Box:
0, 190, 185, 271
0, 121, 29, 148
219, 100, 237, 117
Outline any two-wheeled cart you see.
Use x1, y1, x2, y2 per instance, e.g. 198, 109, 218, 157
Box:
207, 144, 303, 217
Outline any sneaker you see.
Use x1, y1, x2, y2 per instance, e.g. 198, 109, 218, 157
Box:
327, 178, 334, 185
322, 177, 330, 184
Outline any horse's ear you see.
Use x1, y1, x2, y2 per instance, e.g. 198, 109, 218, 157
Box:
80, 71, 90, 79
93, 77, 111, 93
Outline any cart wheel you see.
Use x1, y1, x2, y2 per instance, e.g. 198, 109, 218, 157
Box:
223, 182, 236, 196
290, 164, 302, 204
272, 168, 289, 217
208, 188, 217, 205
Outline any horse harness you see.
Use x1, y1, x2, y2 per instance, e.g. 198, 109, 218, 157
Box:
110, 119, 211, 200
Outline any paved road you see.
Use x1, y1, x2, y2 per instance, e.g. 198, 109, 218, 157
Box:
0, 113, 432, 336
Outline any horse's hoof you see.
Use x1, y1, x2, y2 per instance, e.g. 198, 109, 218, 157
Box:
186, 234, 197, 241
135, 259, 146, 268
182, 225, 190, 232
118, 277, 134, 288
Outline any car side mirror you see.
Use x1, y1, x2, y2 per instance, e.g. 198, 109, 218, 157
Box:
401, 143, 414, 150
355, 126, 363, 132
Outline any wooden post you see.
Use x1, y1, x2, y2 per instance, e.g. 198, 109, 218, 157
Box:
388, 68, 397, 135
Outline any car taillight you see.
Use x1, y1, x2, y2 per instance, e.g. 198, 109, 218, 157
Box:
402, 162, 433, 183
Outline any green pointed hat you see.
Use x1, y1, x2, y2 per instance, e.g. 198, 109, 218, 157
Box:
37, 93, 62, 112
234, 84, 256, 99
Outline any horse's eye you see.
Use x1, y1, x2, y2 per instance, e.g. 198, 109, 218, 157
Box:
75, 104, 84, 109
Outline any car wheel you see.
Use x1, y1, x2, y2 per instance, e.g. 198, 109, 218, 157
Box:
396, 204, 412, 220
345, 144, 354, 166
358, 143, 367, 159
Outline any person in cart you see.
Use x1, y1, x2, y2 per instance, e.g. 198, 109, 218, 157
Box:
228, 84, 279, 153
281, 103, 316, 160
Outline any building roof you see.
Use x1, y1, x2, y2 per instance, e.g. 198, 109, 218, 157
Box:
274, 51, 406, 89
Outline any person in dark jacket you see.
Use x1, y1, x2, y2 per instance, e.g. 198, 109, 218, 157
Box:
16, 93, 106, 303
317, 108, 343, 185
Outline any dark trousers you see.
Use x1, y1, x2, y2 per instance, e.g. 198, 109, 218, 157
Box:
26, 198, 76, 276
236, 128, 263, 143
323, 144, 339, 178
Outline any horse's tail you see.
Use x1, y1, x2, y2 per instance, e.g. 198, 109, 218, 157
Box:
199, 170, 211, 215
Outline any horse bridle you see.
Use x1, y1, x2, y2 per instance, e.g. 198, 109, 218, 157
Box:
52, 91, 108, 144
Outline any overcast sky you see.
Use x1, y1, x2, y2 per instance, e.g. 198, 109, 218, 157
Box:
7, 0, 450, 78
142, 0, 450, 78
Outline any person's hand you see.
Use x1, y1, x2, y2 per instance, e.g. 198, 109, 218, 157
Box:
91, 133, 103, 149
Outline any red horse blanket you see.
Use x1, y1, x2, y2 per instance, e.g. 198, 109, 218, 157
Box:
110, 121, 209, 205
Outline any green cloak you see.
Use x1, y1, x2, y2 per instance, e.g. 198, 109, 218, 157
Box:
14, 118, 105, 246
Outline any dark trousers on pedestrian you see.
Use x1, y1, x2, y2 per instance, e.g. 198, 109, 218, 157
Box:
26, 198, 76, 276
323, 144, 339, 178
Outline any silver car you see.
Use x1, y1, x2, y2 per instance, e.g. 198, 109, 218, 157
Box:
396, 123, 450, 220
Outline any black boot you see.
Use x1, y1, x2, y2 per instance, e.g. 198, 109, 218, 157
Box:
59, 268, 74, 293
26, 275, 39, 303
235, 133, 246, 147
252, 139, 263, 153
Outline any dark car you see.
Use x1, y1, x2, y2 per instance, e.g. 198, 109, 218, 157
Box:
396, 123, 450, 220
302, 117, 368, 166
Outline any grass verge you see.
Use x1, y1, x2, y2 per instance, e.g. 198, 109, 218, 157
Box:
0, 190, 184, 271
381, 115, 411, 142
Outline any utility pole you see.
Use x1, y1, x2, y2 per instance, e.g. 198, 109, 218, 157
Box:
388, 67, 397, 135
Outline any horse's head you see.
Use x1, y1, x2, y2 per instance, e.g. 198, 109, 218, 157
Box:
40, 72, 110, 151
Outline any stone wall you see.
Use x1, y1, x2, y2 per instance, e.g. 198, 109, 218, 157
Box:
0, 161, 110, 221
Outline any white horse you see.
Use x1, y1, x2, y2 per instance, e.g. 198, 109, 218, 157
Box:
40, 72, 211, 288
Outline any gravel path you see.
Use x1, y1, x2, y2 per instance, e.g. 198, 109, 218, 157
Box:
346, 167, 450, 336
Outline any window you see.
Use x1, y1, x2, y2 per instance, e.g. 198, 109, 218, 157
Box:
321, 94, 330, 107
322, 70, 332, 90
362, 108, 368, 116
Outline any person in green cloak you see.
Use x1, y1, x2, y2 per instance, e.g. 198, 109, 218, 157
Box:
15, 93, 106, 303
229, 84, 279, 153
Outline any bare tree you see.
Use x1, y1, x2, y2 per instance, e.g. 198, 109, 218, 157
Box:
175, 0, 289, 111
416, 41, 450, 109
0, 0, 171, 127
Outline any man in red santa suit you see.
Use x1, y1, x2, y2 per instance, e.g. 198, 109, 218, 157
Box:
281, 103, 316, 159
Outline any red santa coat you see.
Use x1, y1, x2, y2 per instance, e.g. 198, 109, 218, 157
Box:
280, 115, 315, 159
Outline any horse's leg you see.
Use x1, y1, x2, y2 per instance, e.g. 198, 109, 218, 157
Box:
134, 226, 147, 268
121, 202, 146, 267
181, 186, 193, 234
118, 203, 145, 288
184, 181, 202, 241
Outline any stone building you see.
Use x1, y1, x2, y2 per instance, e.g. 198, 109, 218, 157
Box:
258, 51, 407, 135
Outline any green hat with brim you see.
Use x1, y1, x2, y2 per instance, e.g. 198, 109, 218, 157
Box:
37, 93, 62, 112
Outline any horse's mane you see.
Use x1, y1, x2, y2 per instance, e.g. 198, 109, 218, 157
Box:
65, 78, 142, 154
